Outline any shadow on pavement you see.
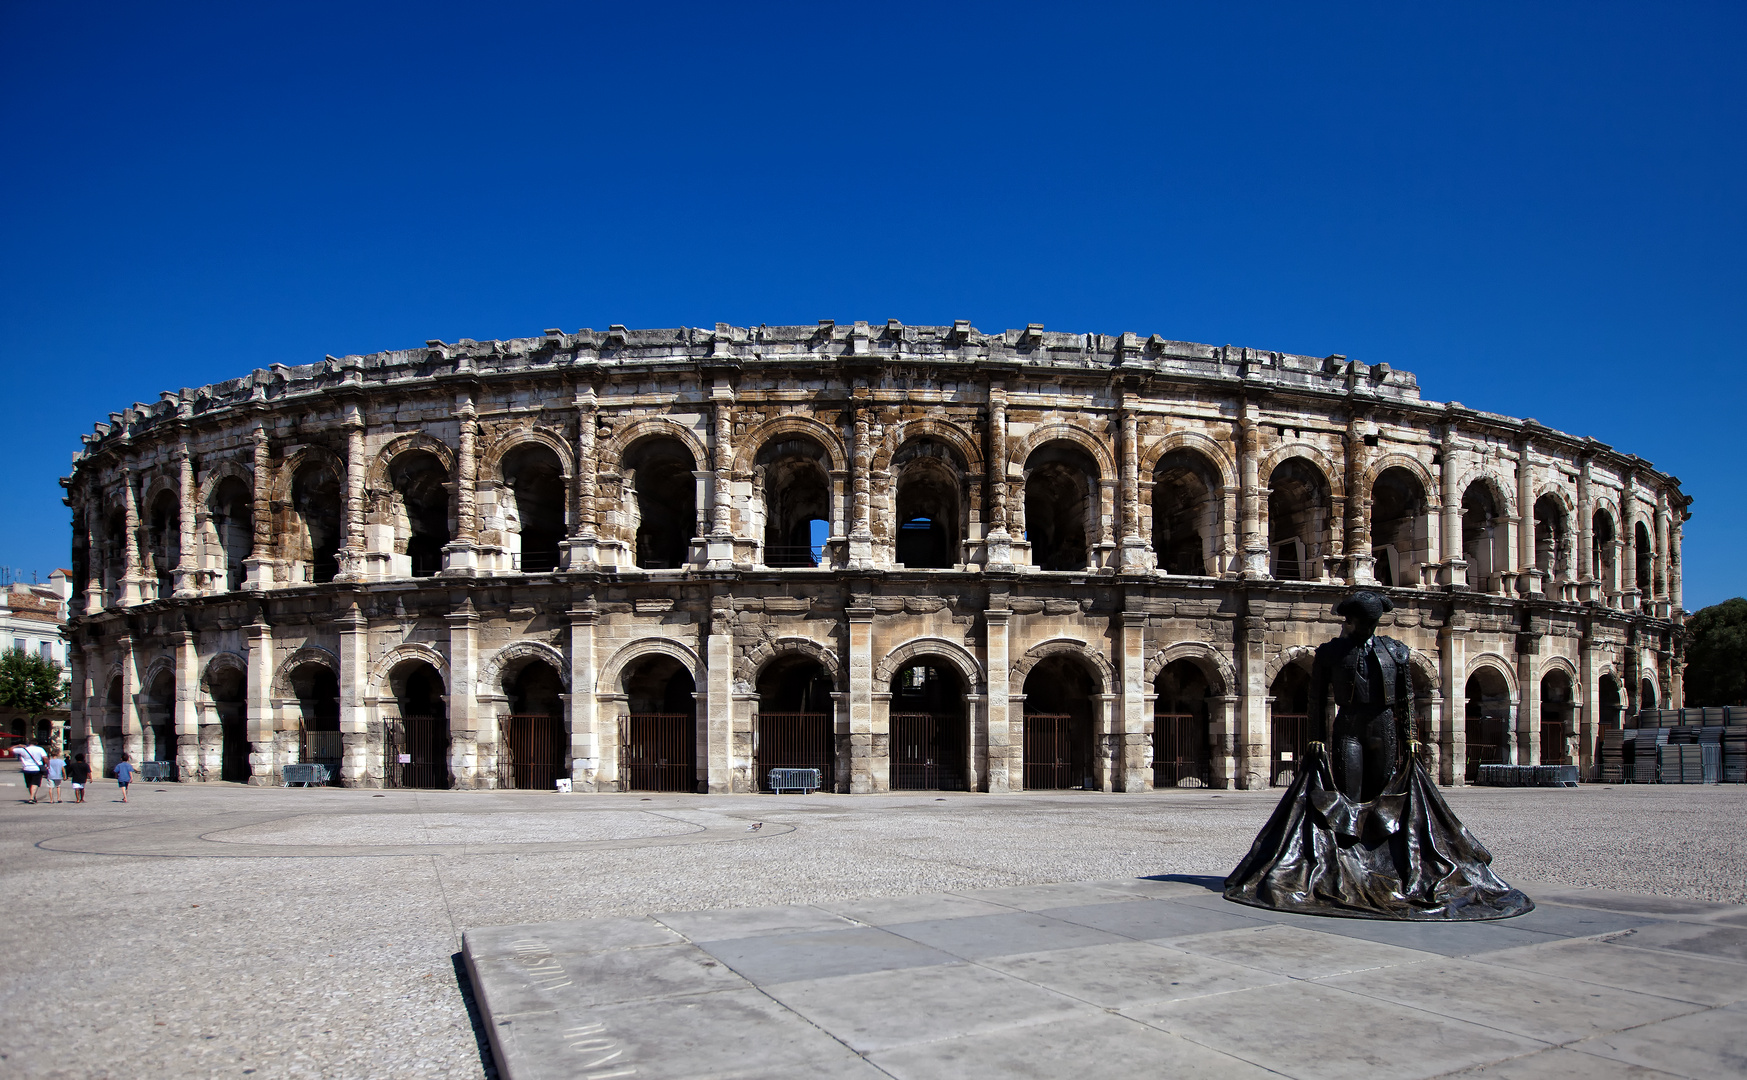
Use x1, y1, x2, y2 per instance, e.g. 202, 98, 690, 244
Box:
451, 952, 501, 1080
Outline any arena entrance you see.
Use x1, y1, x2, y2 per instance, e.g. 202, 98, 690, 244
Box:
888, 660, 967, 791
501, 658, 568, 791
1465, 667, 1513, 782
292, 665, 341, 784
1269, 662, 1314, 787
622, 655, 697, 792
756, 655, 835, 791
389, 662, 450, 789
207, 667, 250, 784
1022, 655, 1095, 790
1153, 660, 1211, 788
144, 670, 178, 780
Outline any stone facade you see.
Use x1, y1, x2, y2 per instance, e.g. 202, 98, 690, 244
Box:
61, 321, 1688, 792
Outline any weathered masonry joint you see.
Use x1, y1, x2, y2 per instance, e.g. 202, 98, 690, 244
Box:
62, 321, 1688, 793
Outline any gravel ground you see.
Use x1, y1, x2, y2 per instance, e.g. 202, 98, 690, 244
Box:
2, 766, 1742, 1080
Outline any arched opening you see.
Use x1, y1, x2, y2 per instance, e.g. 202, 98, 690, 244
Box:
290, 462, 343, 584
1592, 510, 1617, 592
144, 670, 176, 779
1021, 654, 1096, 789
889, 660, 967, 790
102, 675, 125, 767
290, 664, 341, 781
389, 451, 451, 578
207, 664, 250, 784
1540, 669, 1574, 765
1153, 450, 1218, 576
623, 656, 697, 792
1370, 467, 1428, 588
624, 438, 697, 570
102, 511, 128, 604
1461, 482, 1506, 588
388, 661, 449, 789
1269, 661, 1324, 786
1268, 458, 1330, 581
756, 655, 834, 790
1639, 677, 1658, 715
501, 658, 568, 790
1598, 674, 1622, 728
1634, 521, 1653, 594
1534, 495, 1569, 581
1154, 660, 1211, 788
1464, 667, 1513, 782
893, 440, 964, 569
757, 437, 831, 568
1024, 441, 1098, 572
146, 490, 180, 599
501, 443, 567, 573
208, 476, 253, 591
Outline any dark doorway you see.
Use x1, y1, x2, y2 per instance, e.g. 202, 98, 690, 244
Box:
1268, 458, 1329, 581
391, 663, 450, 789
209, 476, 253, 591
502, 443, 567, 573
1635, 522, 1653, 594
145, 671, 177, 779
1592, 511, 1616, 592
147, 490, 180, 600
756, 655, 834, 791
209, 665, 250, 784
291, 463, 343, 584
623, 656, 697, 792
1022, 654, 1096, 789
390, 451, 451, 578
1370, 467, 1427, 588
1270, 663, 1315, 787
1465, 668, 1512, 782
889, 661, 967, 790
502, 660, 568, 790
1153, 660, 1211, 788
1541, 670, 1573, 765
758, 437, 831, 568
1024, 442, 1097, 571
292, 664, 341, 783
625, 438, 697, 569
1153, 450, 1217, 576
893, 440, 963, 569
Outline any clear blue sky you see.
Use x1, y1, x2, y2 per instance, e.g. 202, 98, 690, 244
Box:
2, 3, 1741, 606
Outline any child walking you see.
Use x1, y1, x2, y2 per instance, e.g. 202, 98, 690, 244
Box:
45, 746, 65, 803
67, 753, 91, 803
114, 754, 134, 802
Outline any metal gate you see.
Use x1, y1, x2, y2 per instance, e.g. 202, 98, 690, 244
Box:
1540, 720, 1570, 765
756, 712, 833, 791
1465, 711, 1509, 782
1023, 713, 1079, 790
624, 713, 696, 792
890, 713, 966, 791
1271, 713, 1310, 787
1154, 712, 1211, 788
389, 714, 450, 790
499, 714, 569, 790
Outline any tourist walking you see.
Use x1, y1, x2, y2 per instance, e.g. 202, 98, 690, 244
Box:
12, 736, 47, 803
114, 755, 134, 802
45, 747, 65, 803
67, 752, 90, 803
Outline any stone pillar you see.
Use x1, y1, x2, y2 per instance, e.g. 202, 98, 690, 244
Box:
983, 594, 1012, 791
1620, 472, 1640, 611
1119, 409, 1148, 572
1238, 407, 1267, 578
567, 601, 602, 790
1576, 455, 1596, 601
83, 504, 105, 612
1092, 692, 1119, 791
1238, 610, 1268, 788
1118, 610, 1149, 790
1345, 415, 1374, 585
704, 597, 734, 792
1438, 422, 1467, 587
120, 467, 145, 606
245, 616, 275, 784
443, 399, 480, 574
1209, 695, 1238, 789
338, 408, 368, 580
66, 641, 88, 759
1418, 693, 1443, 785
174, 443, 200, 596
1669, 517, 1684, 617
446, 599, 479, 786
706, 378, 736, 569
847, 397, 875, 569
1518, 629, 1541, 766
848, 595, 878, 792
1516, 437, 1541, 596
117, 633, 142, 767
1095, 479, 1118, 569
245, 424, 274, 589
1579, 620, 1599, 779
1654, 490, 1671, 614
1439, 617, 1469, 784
338, 602, 370, 786
174, 630, 199, 780
984, 380, 1013, 570
564, 384, 600, 569
962, 691, 985, 792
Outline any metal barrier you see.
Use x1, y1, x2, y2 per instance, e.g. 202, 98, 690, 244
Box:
767, 768, 821, 793
1476, 764, 1578, 787
282, 763, 332, 787
140, 761, 174, 782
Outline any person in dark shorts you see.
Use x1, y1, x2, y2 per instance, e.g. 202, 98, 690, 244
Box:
114, 754, 134, 802
12, 737, 48, 803
67, 753, 91, 803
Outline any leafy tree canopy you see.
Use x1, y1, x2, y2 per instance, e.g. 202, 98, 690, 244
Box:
1684, 598, 1747, 706
0, 649, 68, 720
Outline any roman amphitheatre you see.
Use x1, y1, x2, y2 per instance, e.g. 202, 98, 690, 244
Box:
62, 320, 1686, 795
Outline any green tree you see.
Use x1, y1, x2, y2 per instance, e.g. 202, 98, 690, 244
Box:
0, 648, 69, 731
1683, 598, 1747, 706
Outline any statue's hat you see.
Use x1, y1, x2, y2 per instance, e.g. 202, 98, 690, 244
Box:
1334, 589, 1394, 619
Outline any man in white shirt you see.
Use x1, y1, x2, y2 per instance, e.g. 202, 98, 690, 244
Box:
12, 737, 48, 803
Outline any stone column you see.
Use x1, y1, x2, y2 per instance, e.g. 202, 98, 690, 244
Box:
446, 598, 479, 786
848, 595, 877, 792
82, 641, 107, 774
1239, 610, 1268, 787
1654, 490, 1671, 614
66, 641, 87, 759
567, 601, 602, 790
1518, 629, 1541, 766
1095, 479, 1118, 569
962, 691, 985, 792
1210, 694, 1239, 789
1238, 407, 1267, 578
245, 616, 275, 784
174, 630, 199, 780
1620, 472, 1640, 611
1669, 517, 1685, 617
1576, 455, 1596, 601
1516, 437, 1541, 596
1439, 422, 1466, 587
245, 424, 274, 589
1345, 415, 1374, 585
704, 597, 735, 792
564, 384, 600, 569
706, 378, 736, 569
443, 399, 480, 574
984, 380, 1013, 569
83, 504, 105, 612
338, 602, 370, 786
1439, 616, 1469, 784
1118, 609, 1149, 790
983, 593, 1012, 791
1119, 409, 1148, 572
847, 397, 875, 569
174, 443, 200, 596
1579, 618, 1599, 779
338, 408, 368, 580
120, 467, 144, 606
117, 633, 142, 767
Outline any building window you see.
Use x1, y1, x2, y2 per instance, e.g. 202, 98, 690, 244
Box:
40, 642, 53, 663
12, 638, 24, 654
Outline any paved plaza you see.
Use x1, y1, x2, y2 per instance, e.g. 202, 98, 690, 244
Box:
2, 764, 1743, 1079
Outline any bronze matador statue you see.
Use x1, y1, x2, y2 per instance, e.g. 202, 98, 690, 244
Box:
1224, 590, 1533, 921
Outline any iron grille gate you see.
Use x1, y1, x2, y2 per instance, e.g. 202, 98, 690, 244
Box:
1154, 713, 1211, 788
1466, 712, 1509, 782
757, 712, 833, 792
624, 713, 696, 792
387, 714, 450, 789
1540, 721, 1571, 765
890, 713, 967, 791
1271, 713, 1310, 787
1023, 713, 1079, 790
499, 714, 568, 791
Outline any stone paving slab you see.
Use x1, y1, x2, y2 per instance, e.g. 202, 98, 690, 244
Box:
465, 876, 1747, 1080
